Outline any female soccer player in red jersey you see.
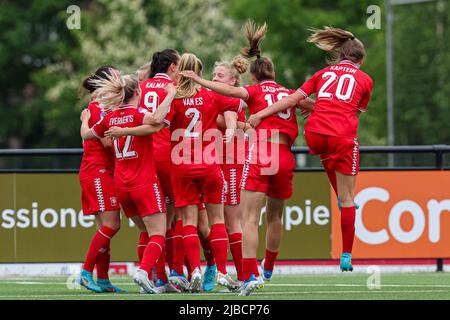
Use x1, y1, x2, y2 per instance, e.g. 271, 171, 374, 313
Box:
211, 57, 249, 288
80, 72, 177, 294
181, 21, 314, 296
164, 53, 241, 293
248, 27, 373, 273
77, 65, 126, 293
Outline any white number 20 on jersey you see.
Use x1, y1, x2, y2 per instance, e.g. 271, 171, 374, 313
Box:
318, 72, 356, 102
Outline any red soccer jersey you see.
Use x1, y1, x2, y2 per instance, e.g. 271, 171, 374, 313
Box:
242, 80, 298, 145
217, 99, 246, 166
91, 105, 155, 191
165, 88, 241, 177
79, 101, 115, 181
139, 73, 175, 162
297, 60, 373, 138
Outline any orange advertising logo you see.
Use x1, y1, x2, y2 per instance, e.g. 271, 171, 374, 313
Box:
332, 171, 450, 259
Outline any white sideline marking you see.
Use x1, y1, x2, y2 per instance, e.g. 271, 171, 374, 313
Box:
0, 290, 448, 299
2, 281, 450, 289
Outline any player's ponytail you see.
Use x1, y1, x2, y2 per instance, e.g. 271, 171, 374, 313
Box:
80, 65, 116, 97
308, 27, 366, 65
89, 72, 140, 109
240, 20, 275, 82
175, 53, 203, 99
150, 49, 180, 78
214, 55, 248, 87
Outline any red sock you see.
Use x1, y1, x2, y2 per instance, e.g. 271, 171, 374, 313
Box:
137, 232, 149, 265
165, 229, 174, 271
139, 235, 165, 274
172, 220, 185, 274
83, 226, 117, 273
323, 161, 338, 195
229, 233, 243, 281
199, 235, 215, 267
96, 246, 111, 279
183, 225, 201, 271
242, 258, 259, 280
264, 249, 278, 272
341, 206, 356, 253
156, 245, 168, 282
209, 224, 228, 274
185, 256, 192, 281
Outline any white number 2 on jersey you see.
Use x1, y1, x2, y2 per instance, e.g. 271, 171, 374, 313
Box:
185, 108, 200, 138
114, 136, 137, 159
318, 71, 356, 102
264, 92, 291, 119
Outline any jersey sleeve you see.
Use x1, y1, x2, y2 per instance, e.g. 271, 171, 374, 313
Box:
136, 108, 148, 125
91, 117, 108, 139
297, 70, 322, 98
241, 84, 260, 103
358, 77, 374, 112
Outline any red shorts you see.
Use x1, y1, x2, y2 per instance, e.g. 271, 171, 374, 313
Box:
241, 142, 295, 200
155, 160, 174, 204
118, 178, 166, 218
80, 173, 120, 215
304, 130, 360, 176
221, 164, 243, 205
172, 169, 225, 208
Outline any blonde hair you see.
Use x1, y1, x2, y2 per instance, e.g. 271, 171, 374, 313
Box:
240, 20, 274, 82
175, 53, 203, 99
214, 55, 248, 87
308, 27, 366, 65
89, 72, 140, 109
136, 62, 151, 81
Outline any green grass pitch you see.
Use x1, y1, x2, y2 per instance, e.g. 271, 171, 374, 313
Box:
0, 273, 449, 300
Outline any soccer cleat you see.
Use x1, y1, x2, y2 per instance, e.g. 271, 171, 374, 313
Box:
238, 274, 259, 296
168, 270, 190, 292
338, 198, 360, 210
217, 272, 239, 291
155, 278, 181, 293
78, 269, 103, 293
133, 269, 159, 294
261, 259, 273, 282
219, 280, 244, 293
97, 278, 127, 293
202, 264, 217, 292
189, 267, 202, 293
340, 252, 354, 272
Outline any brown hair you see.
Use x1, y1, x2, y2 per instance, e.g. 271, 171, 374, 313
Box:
89, 72, 140, 109
80, 65, 117, 97
214, 55, 248, 87
175, 53, 203, 99
240, 20, 274, 82
308, 27, 366, 65
150, 49, 180, 78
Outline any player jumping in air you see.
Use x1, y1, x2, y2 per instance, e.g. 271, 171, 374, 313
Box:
248, 27, 373, 273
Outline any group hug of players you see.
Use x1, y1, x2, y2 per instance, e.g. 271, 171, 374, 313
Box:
77, 20, 373, 296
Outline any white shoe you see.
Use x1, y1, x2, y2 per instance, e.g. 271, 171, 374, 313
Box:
139, 287, 146, 294
168, 270, 190, 292
217, 272, 239, 290
157, 281, 181, 293
189, 267, 202, 293
133, 269, 158, 294
219, 280, 244, 293
238, 276, 259, 296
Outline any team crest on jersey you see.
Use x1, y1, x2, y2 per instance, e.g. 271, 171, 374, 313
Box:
100, 111, 107, 118
110, 197, 118, 207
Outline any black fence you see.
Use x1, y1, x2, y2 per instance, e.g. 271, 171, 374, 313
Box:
0, 145, 449, 173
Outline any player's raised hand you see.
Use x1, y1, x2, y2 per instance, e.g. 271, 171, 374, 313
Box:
164, 83, 177, 95
180, 70, 201, 82
80, 109, 91, 122
248, 115, 261, 128
105, 126, 126, 138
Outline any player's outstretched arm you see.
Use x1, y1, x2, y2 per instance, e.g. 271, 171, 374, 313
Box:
298, 97, 315, 112
80, 109, 96, 140
180, 71, 247, 99
224, 111, 238, 143
144, 83, 177, 126
105, 125, 159, 138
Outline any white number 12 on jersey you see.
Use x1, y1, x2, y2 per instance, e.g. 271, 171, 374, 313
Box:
114, 136, 137, 159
